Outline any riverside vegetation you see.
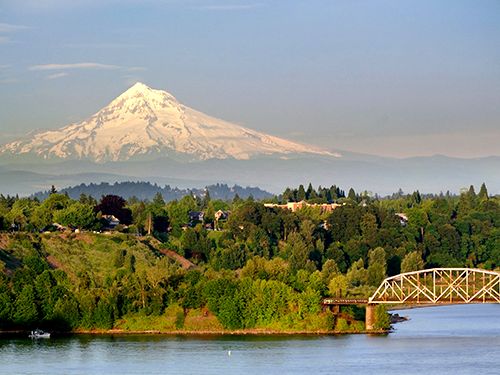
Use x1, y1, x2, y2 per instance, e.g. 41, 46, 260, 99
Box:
0, 183, 498, 334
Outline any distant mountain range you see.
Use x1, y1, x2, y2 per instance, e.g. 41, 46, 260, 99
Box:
1, 154, 499, 198
0, 83, 498, 197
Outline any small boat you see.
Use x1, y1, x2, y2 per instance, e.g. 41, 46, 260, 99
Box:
29, 329, 50, 339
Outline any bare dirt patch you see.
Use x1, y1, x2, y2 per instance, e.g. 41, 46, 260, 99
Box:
45, 254, 77, 281
0, 235, 11, 250
146, 237, 198, 271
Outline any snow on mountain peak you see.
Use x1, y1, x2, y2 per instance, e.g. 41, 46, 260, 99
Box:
0, 83, 341, 163
111, 82, 179, 112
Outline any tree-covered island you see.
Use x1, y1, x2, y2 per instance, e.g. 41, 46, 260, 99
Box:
0, 183, 498, 334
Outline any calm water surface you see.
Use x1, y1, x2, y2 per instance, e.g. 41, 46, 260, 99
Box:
1, 304, 500, 374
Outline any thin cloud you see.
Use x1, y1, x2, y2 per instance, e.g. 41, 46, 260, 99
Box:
0, 65, 11, 68
1, 78, 21, 83
47, 72, 68, 79
0, 23, 30, 32
65, 43, 144, 49
193, 4, 263, 10
29, 63, 121, 71
29, 62, 146, 71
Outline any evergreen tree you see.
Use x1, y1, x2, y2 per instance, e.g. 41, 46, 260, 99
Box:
282, 188, 294, 203
467, 185, 476, 200
232, 193, 242, 205
477, 183, 488, 201
202, 190, 211, 209
329, 186, 339, 201
348, 188, 356, 201
410, 190, 421, 206
78, 193, 88, 205
306, 183, 314, 200
296, 185, 306, 202
153, 192, 166, 206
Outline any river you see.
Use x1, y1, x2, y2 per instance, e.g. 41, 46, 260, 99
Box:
1, 304, 499, 374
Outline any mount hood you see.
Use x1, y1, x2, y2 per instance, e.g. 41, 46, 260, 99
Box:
0, 83, 339, 163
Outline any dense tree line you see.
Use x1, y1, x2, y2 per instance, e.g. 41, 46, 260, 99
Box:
32, 182, 272, 203
1, 182, 498, 332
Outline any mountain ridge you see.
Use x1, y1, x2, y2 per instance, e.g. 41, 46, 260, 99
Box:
0, 82, 339, 163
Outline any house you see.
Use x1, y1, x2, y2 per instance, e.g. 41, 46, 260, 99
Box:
102, 215, 120, 229
395, 213, 408, 226
215, 210, 231, 221
52, 223, 69, 232
189, 211, 205, 222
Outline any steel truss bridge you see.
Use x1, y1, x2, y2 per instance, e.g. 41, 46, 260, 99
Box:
322, 268, 500, 329
369, 268, 500, 304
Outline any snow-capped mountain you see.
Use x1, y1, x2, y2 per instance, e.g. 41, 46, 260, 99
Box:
0, 83, 339, 163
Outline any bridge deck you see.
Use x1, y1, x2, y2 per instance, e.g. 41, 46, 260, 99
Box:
322, 298, 368, 305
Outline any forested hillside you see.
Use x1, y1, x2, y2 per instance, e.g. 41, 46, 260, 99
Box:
32, 181, 272, 202
0, 183, 498, 333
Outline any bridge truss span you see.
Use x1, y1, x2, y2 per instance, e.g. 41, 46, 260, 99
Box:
369, 268, 500, 304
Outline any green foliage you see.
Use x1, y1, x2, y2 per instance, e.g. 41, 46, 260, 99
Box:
351, 321, 366, 332
2, 182, 500, 333
0, 292, 14, 329
24, 255, 49, 275
174, 308, 185, 329
367, 247, 387, 286
335, 318, 349, 331
346, 259, 369, 286
374, 304, 391, 330
328, 274, 348, 297
50, 296, 81, 330
13, 285, 38, 328
167, 200, 189, 237
401, 251, 425, 273
54, 203, 98, 230
287, 233, 316, 273
324, 309, 336, 331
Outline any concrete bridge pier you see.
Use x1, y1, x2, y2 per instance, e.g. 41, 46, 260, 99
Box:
365, 304, 376, 330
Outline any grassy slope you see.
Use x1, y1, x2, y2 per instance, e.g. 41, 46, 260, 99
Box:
0, 233, 372, 334
0, 232, 191, 279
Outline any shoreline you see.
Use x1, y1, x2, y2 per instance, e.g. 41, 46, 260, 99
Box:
0, 328, 387, 336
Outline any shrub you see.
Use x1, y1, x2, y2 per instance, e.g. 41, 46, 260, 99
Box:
351, 321, 366, 332
374, 304, 391, 330
335, 318, 349, 331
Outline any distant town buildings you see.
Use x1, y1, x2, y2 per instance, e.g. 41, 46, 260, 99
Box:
263, 200, 341, 214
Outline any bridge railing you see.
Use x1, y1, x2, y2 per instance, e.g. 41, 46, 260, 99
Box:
368, 268, 500, 304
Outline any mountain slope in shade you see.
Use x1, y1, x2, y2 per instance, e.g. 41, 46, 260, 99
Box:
0, 83, 339, 163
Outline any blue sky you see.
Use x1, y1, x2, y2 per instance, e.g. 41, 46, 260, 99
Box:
1, 0, 499, 158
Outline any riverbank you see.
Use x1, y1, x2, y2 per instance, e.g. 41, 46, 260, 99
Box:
0, 308, 391, 336
0, 328, 386, 336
